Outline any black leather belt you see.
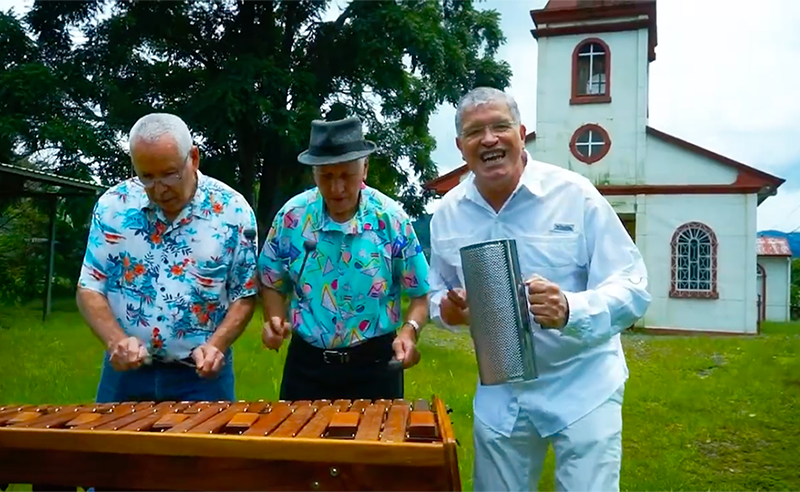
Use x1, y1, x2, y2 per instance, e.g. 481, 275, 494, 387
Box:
148, 354, 196, 368
290, 332, 395, 366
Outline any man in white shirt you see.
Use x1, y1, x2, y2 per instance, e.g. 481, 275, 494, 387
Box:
428, 87, 651, 491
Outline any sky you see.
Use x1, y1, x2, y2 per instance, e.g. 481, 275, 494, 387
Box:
424, 0, 800, 232
3, 0, 799, 232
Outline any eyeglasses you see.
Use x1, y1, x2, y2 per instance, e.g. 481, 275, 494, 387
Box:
460, 121, 517, 141
135, 150, 191, 188
138, 172, 183, 189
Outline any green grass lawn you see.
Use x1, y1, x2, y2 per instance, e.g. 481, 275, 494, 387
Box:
1, 299, 800, 491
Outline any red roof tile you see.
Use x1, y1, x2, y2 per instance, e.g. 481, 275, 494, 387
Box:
542, 0, 639, 10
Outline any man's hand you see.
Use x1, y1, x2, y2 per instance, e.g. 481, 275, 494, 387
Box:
262, 316, 291, 351
192, 343, 226, 378
108, 336, 148, 371
440, 288, 470, 326
527, 275, 569, 329
392, 325, 421, 369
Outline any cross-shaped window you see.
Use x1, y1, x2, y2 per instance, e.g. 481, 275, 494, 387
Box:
570, 124, 611, 164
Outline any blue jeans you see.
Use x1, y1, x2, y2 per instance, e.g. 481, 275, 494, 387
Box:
95, 349, 235, 403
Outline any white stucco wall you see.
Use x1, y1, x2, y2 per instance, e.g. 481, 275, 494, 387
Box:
609, 193, 759, 334
527, 114, 743, 188
758, 256, 791, 322
644, 133, 739, 185
531, 27, 649, 186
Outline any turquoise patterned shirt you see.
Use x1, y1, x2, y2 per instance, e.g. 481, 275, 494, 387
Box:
258, 185, 430, 349
77, 172, 259, 360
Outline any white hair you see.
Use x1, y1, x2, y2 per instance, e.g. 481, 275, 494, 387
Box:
128, 113, 193, 157
455, 87, 521, 135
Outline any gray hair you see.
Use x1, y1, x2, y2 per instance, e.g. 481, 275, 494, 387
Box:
455, 87, 521, 135
128, 113, 193, 157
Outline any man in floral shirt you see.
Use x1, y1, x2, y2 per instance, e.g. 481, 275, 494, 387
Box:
258, 116, 430, 401
77, 112, 259, 403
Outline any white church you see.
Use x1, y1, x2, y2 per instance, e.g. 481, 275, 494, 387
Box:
424, 0, 792, 334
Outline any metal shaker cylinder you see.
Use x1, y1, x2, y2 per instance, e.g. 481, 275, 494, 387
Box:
459, 239, 538, 386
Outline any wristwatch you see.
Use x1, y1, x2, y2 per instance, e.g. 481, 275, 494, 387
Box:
403, 320, 421, 338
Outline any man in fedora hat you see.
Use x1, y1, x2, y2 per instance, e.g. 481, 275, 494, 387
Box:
257, 115, 431, 400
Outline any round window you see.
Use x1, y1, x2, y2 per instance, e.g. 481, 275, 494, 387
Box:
569, 124, 610, 164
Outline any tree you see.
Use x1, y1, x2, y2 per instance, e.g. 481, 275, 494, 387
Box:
790, 258, 800, 319
23, 0, 512, 239
0, 7, 121, 180
0, 8, 105, 305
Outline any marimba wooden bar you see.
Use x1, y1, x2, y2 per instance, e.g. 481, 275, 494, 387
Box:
0, 396, 461, 491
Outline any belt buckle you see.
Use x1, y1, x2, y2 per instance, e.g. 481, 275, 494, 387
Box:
322, 350, 349, 364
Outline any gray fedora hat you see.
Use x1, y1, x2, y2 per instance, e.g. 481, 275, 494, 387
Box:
297, 116, 377, 166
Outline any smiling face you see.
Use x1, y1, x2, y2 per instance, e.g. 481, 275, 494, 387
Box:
456, 99, 527, 206
313, 158, 368, 222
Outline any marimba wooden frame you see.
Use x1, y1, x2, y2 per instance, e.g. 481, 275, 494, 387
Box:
0, 396, 461, 491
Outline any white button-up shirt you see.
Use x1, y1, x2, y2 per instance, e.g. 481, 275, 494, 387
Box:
428, 155, 651, 438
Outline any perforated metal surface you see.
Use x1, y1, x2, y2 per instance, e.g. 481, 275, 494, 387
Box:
460, 239, 537, 386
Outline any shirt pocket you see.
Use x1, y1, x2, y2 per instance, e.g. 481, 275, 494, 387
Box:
516, 233, 583, 282
189, 263, 229, 299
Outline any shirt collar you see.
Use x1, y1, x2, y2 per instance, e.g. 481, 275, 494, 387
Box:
463, 150, 543, 206
518, 153, 544, 197
311, 183, 379, 235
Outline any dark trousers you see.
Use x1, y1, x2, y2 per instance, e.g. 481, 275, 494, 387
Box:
279, 332, 404, 401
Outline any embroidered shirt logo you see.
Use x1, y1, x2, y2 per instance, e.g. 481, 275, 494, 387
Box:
553, 223, 575, 233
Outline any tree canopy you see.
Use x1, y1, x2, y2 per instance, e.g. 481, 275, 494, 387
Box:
3, 0, 511, 245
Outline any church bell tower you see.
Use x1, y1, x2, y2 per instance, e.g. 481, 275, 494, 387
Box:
528, 0, 658, 186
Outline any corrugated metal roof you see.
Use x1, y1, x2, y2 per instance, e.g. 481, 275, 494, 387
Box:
756, 236, 792, 257
0, 162, 107, 193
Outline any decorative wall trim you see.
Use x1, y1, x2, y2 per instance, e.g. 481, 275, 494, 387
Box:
530, 0, 658, 61
629, 326, 758, 337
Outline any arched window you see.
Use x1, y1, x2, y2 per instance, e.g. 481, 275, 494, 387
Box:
571, 38, 611, 105
670, 222, 718, 299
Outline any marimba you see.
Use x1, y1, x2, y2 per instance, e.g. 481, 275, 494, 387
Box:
0, 396, 461, 491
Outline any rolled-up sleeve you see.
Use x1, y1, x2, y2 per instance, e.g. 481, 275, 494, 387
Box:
257, 209, 291, 295
561, 184, 652, 343
77, 199, 113, 295
227, 201, 259, 302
